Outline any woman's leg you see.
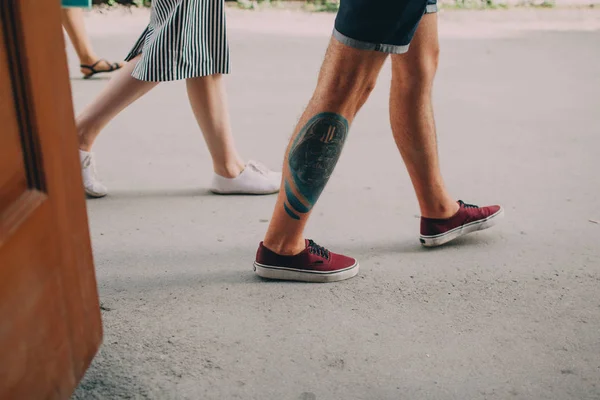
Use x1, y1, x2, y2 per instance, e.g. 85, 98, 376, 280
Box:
61, 8, 124, 76
76, 55, 157, 197
186, 74, 244, 178
77, 55, 157, 150
186, 74, 280, 194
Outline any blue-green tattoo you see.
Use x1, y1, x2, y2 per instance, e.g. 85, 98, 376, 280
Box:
284, 112, 349, 219
284, 203, 300, 220
284, 180, 310, 214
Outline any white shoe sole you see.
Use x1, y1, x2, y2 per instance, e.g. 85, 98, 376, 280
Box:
254, 261, 359, 283
84, 188, 107, 198
420, 207, 504, 247
210, 187, 279, 195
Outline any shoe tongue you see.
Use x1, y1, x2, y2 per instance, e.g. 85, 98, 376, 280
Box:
304, 239, 322, 256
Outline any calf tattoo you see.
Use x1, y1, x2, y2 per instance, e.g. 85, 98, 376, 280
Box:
284, 112, 349, 220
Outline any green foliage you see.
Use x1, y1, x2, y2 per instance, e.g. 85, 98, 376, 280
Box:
92, 0, 140, 5
303, 0, 340, 12
235, 0, 255, 10
443, 0, 507, 9
537, 0, 556, 7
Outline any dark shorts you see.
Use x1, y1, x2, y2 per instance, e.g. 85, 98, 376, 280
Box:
333, 0, 438, 54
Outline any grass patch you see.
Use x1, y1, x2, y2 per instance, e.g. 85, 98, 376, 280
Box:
303, 0, 340, 12
235, 0, 286, 10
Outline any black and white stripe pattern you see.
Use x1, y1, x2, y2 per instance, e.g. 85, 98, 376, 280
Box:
125, 0, 230, 82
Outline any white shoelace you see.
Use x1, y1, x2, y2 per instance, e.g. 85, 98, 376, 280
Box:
82, 154, 100, 181
247, 160, 270, 176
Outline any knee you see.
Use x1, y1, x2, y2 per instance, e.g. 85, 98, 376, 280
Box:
316, 73, 378, 115
395, 46, 440, 93
425, 45, 440, 80
416, 44, 440, 82
357, 79, 377, 108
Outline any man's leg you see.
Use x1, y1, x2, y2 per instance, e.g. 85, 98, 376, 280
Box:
259, 39, 386, 268
389, 13, 457, 219
390, 12, 503, 246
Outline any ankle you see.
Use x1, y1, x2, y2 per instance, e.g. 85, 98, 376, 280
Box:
79, 143, 93, 152
214, 160, 244, 179
263, 238, 306, 256
76, 121, 98, 152
420, 199, 459, 219
79, 54, 98, 66
78, 133, 95, 152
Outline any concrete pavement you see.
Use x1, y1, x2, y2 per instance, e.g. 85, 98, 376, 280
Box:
70, 8, 600, 400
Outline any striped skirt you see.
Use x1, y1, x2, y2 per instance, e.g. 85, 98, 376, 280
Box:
125, 0, 230, 82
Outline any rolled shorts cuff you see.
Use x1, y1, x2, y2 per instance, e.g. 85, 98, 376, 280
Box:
332, 29, 410, 55
426, 3, 438, 13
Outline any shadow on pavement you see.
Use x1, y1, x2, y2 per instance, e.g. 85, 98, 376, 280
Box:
102, 188, 214, 199
341, 235, 492, 255
70, 76, 112, 81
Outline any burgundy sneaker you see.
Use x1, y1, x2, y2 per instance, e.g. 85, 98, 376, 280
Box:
254, 240, 359, 283
420, 200, 504, 247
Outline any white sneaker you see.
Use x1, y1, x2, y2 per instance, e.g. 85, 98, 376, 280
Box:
210, 160, 281, 195
79, 149, 108, 198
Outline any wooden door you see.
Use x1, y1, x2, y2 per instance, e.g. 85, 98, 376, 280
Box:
0, 1, 102, 399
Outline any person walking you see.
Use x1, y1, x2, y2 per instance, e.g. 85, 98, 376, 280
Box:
254, 0, 503, 282
62, 8, 124, 79
77, 0, 281, 197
